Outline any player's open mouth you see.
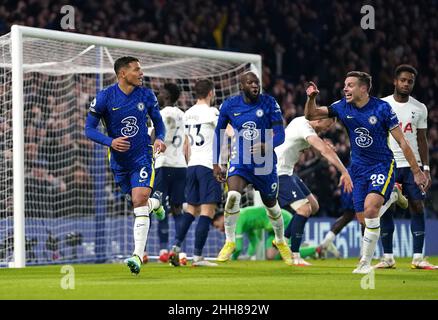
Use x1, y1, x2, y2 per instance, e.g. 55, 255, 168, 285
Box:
345, 93, 352, 99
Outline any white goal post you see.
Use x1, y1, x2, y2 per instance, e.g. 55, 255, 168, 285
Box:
2, 25, 262, 268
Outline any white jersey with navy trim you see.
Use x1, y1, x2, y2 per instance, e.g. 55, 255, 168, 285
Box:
382, 95, 427, 168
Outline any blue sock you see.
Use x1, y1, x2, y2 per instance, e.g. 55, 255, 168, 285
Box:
158, 214, 169, 250
174, 212, 195, 247
283, 207, 295, 239
380, 210, 394, 254
411, 211, 425, 254
289, 214, 308, 253
173, 211, 182, 236
194, 216, 212, 257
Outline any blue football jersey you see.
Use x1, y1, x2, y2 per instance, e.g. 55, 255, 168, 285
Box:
328, 97, 399, 166
89, 83, 165, 169
214, 93, 284, 168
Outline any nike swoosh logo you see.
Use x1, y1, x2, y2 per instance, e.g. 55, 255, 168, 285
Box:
233, 113, 241, 116
347, 115, 354, 119
112, 107, 121, 111
139, 179, 147, 183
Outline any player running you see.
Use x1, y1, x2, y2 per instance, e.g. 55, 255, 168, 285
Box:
305, 71, 427, 274
213, 71, 292, 265
275, 116, 353, 266
85, 56, 166, 275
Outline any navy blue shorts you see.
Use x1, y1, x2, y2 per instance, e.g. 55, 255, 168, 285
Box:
396, 167, 426, 201
227, 165, 279, 201
112, 163, 154, 196
350, 160, 396, 213
154, 167, 187, 206
340, 188, 355, 212
185, 165, 222, 205
277, 174, 311, 208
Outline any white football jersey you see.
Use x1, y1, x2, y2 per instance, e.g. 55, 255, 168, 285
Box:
275, 116, 317, 176
382, 95, 427, 168
184, 103, 219, 169
154, 106, 187, 168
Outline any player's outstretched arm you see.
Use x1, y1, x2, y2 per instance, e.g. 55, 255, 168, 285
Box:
390, 126, 427, 191
304, 82, 330, 120
84, 112, 113, 147
306, 135, 353, 193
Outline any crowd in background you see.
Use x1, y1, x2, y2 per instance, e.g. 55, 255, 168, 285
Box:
1, 0, 438, 218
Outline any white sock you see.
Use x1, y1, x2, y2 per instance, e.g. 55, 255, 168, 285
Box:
266, 203, 285, 243
413, 253, 423, 261
321, 231, 336, 248
361, 218, 380, 264
133, 206, 151, 258
148, 198, 160, 210
224, 211, 239, 242
378, 191, 397, 217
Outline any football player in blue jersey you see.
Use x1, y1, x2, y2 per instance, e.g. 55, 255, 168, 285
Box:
85, 56, 167, 275
213, 71, 293, 265
304, 71, 427, 274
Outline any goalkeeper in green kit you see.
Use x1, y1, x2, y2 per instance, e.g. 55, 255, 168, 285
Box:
213, 206, 321, 260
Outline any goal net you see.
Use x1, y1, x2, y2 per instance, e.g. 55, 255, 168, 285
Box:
0, 26, 261, 267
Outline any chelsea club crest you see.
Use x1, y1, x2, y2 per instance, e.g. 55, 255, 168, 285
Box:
368, 115, 377, 125
256, 109, 264, 117
137, 102, 145, 111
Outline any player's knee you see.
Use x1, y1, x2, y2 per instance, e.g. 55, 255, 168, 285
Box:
133, 206, 150, 218
225, 191, 241, 214
266, 202, 281, 219
132, 193, 148, 208
293, 200, 312, 217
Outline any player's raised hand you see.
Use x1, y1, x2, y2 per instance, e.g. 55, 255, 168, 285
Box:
153, 139, 167, 156
339, 171, 353, 193
414, 169, 428, 193
213, 164, 226, 183
306, 81, 319, 98
111, 136, 130, 152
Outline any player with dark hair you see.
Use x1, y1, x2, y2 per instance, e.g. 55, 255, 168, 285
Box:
154, 82, 187, 263
305, 71, 427, 274
213, 71, 292, 265
376, 64, 437, 270
168, 79, 221, 267
85, 56, 166, 275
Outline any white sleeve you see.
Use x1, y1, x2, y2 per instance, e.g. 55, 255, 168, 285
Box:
418, 104, 428, 129
300, 120, 317, 140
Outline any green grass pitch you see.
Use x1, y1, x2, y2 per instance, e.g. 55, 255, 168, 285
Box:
1, 258, 438, 300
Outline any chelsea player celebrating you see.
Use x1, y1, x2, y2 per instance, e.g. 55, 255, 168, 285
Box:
213, 71, 292, 265
85, 56, 166, 275
305, 71, 427, 274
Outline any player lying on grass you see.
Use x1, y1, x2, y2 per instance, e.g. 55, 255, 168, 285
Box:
212, 206, 324, 261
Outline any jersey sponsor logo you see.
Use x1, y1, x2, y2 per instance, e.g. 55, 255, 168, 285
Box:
354, 127, 373, 148
121, 116, 139, 137
242, 121, 259, 140
256, 109, 264, 117
137, 102, 145, 111
368, 115, 378, 125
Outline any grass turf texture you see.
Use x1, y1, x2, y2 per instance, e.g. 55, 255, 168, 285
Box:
1, 258, 437, 300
